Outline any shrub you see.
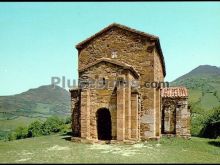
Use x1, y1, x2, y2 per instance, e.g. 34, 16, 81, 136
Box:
6, 126, 28, 141
28, 120, 43, 137
191, 114, 205, 136
6, 132, 16, 141
190, 104, 207, 136
41, 116, 64, 135
14, 126, 28, 139
199, 106, 220, 139
65, 116, 72, 124
5, 115, 71, 141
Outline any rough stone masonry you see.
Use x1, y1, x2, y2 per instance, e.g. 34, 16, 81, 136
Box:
70, 23, 191, 142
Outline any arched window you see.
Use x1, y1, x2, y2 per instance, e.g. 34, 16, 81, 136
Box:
103, 78, 106, 85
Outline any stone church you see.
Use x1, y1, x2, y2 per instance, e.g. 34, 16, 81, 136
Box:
70, 23, 190, 142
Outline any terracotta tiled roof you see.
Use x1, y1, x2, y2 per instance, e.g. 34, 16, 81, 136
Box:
161, 87, 188, 98
75, 23, 166, 77
78, 58, 140, 79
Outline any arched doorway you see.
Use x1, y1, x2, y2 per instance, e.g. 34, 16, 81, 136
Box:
96, 108, 112, 140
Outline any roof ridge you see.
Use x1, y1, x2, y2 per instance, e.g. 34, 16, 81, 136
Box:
75, 23, 158, 49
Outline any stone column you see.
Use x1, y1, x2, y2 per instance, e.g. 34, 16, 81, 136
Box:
80, 89, 90, 139
131, 92, 139, 139
117, 76, 126, 141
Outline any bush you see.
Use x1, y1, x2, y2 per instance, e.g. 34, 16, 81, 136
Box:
189, 103, 220, 137
15, 126, 28, 139
6, 126, 28, 141
28, 120, 43, 137
191, 114, 205, 136
41, 116, 64, 135
65, 116, 72, 124
199, 106, 220, 139
7, 132, 16, 141
5, 115, 72, 141
190, 105, 207, 136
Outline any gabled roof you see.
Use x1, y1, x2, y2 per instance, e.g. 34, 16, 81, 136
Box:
79, 58, 140, 79
161, 87, 188, 98
76, 23, 158, 49
75, 23, 166, 77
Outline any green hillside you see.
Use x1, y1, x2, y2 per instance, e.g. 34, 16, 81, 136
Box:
171, 65, 220, 136
171, 65, 220, 111
0, 85, 71, 138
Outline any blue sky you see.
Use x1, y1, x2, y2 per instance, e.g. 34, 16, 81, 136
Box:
0, 2, 220, 95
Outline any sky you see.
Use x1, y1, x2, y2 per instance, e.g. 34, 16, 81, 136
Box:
0, 2, 220, 95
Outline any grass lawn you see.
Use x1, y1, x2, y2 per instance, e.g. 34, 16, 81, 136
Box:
0, 134, 220, 163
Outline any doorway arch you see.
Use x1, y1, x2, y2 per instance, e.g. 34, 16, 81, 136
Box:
96, 108, 112, 140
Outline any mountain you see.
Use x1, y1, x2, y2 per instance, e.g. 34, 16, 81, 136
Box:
173, 65, 220, 82
0, 85, 71, 137
171, 65, 220, 111
0, 85, 71, 119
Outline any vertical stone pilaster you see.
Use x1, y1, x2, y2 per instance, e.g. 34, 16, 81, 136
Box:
90, 90, 96, 139
131, 92, 139, 139
155, 88, 161, 137
110, 92, 117, 140
117, 76, 126, 141
153, 88, 157, 137
175, 101, 181, 136
138, 95, 141, 140
80, 89, 90, 139
125, 74, 131, 140
178, 100, 191, 138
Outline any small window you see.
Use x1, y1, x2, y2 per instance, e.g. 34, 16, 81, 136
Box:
103, 78, 106, 85
111, 51, 117, 58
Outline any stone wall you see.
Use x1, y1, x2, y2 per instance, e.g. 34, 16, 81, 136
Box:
78, 26, 165, 139
70, 89, 80, 137
176, 99, 191, 137
161, 97, 191, 138
78, 61, 138, 140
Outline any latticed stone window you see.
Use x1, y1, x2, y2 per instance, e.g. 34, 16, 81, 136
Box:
111, 50, 117, 58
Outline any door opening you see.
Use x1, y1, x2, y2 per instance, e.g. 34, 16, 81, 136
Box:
96, 108, 112, 140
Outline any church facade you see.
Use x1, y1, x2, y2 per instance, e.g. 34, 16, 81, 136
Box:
70, 23, 190, 142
